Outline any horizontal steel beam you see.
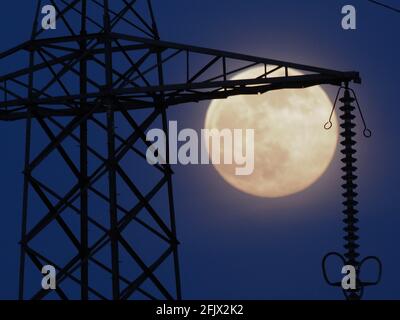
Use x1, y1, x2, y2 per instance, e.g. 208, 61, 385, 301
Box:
0, 32, 361, 82
0, 74, 351, 120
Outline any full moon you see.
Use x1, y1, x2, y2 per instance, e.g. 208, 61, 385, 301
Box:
205, 66, 339, 198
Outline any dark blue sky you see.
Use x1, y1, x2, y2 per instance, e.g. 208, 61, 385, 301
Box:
0, 0, 399, 299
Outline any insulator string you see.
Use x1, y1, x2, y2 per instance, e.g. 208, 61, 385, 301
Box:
322, 86, 382, 301
340, 88, 362, 299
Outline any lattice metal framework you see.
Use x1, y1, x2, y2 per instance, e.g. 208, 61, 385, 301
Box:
0, 0, 365, 300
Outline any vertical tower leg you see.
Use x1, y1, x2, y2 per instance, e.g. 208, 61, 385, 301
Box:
18, 111, 32, 300
79, 0, 89, 301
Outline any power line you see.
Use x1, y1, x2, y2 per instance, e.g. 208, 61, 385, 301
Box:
367, 0, 400, 14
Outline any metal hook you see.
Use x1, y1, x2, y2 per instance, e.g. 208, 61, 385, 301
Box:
322, 252, 346, 287
347, 88, 372, 138
323, 251, 381, 300
359, 255, 383, 287
324, 86, 345, 131
324, 86, 372, 138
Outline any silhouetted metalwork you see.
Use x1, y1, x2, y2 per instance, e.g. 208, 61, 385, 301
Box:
322, 86, 382, 300
0, 0, 376, 300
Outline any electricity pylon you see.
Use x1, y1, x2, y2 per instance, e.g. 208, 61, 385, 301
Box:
0, 0, 364, 300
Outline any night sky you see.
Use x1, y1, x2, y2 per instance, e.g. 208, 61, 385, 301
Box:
0, 0, 399, 299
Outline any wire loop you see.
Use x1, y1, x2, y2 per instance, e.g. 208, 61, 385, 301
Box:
324, 86, 372, 138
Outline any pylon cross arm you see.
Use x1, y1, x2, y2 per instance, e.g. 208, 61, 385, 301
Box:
0, 33, 360, 121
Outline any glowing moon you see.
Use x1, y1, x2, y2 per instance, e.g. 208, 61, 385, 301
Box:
205, 66, 338, 198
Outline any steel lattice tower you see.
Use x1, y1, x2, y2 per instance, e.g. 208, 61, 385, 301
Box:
0, 0, 367, 300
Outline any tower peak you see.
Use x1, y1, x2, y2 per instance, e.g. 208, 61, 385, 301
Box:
33, 0, 159, 40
